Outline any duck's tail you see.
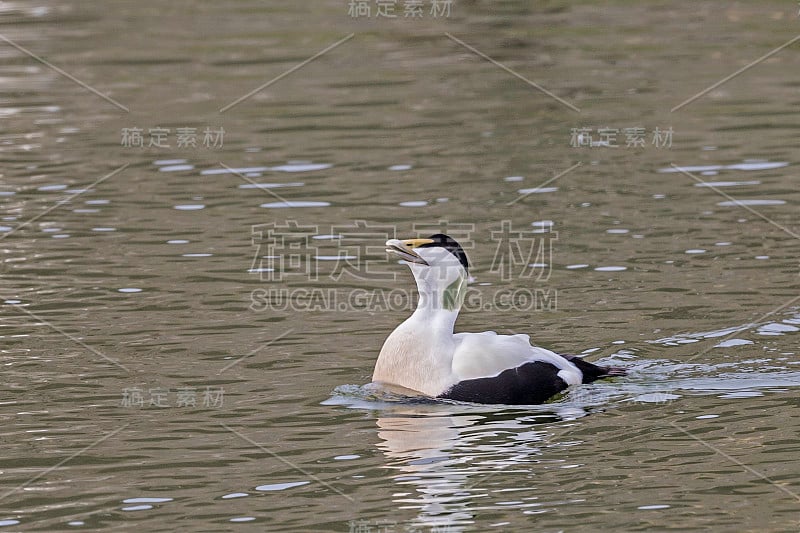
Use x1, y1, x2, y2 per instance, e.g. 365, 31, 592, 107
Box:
560, 354, 627, 384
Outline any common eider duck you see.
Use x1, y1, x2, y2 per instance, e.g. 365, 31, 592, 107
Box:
372, 234, 625, 405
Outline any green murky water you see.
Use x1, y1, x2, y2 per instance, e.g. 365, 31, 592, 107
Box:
1, 1, 799, 531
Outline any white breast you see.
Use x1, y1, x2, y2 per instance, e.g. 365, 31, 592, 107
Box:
373, 321, 457, 397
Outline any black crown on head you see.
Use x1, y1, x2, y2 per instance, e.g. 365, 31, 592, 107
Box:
419, 233, 470, 272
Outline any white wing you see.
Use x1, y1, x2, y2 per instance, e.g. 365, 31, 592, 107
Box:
451, 331, 582, 385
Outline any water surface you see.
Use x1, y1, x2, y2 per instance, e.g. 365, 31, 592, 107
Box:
1, 1, 799, 531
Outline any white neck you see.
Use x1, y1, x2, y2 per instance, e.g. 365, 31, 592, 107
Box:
373, 263, 468, 396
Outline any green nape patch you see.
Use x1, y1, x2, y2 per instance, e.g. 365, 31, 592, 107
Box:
442, 276, 467, 311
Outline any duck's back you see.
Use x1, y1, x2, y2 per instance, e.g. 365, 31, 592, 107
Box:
450, 331, 582, 384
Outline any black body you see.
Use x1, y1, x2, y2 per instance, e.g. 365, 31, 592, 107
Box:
438, 357, 625, 405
